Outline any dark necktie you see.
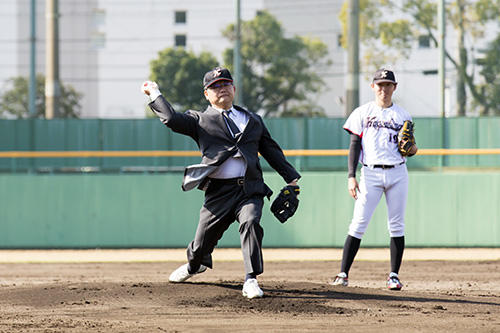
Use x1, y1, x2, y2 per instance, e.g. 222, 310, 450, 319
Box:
222, 110, 241, 137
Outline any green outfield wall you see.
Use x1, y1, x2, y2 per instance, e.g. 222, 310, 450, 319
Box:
2, 117, 500, 172
1, 171, 499, 248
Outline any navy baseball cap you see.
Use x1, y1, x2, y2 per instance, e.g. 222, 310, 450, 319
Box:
203, 67, 233, 89
373, 68, 397, 84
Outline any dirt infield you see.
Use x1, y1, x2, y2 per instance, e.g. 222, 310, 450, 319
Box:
1, 249, 499, 332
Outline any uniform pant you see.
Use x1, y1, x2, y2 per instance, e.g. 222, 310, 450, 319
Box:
348, 164, 408, 239
186, 180, 264, 276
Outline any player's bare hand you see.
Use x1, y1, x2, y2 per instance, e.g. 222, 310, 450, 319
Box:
141, 81, 160, 96
348, 177, 359, 200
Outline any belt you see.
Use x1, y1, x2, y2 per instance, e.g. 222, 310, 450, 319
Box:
363, 162, 405, 169
208, 177, 245, 186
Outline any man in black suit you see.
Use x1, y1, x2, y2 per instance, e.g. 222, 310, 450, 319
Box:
141, 67, 300, 299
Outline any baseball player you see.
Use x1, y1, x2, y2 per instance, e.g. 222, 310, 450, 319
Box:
331, 68, 417, 290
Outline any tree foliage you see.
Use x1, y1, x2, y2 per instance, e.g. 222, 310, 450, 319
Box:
475, 35, 500, 114
149, 48, 219, 111
0, 75, 82, 118
222, 11, 331, 117
339, 0, 500, 115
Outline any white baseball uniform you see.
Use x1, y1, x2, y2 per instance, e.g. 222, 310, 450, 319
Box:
343, 101, 412, 239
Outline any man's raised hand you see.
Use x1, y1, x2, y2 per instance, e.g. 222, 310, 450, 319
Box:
141, 81, 161, 100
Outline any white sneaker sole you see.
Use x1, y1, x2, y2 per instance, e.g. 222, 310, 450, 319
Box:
242, 291, 263, 299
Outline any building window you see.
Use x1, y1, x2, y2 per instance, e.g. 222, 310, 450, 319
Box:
175, 11, 186, 24
91, 8, 106, 28
175, 34, 187, 47
418, 35, 431, 48
337, 34, 343, 47
91, 31, 106, 49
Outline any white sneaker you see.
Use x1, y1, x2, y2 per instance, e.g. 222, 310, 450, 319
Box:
387, 274, 403, 290
169, 263, 207, 283
242, 278, 264, 299
330, 272, 348, 286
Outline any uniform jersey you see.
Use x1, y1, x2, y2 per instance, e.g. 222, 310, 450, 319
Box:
343, 101, 412, 166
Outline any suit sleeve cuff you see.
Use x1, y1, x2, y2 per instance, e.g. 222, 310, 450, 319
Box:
149, 90, 162, 102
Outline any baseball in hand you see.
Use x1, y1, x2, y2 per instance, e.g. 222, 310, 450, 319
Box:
408, 145, 418, 156
141, 81, 158, 96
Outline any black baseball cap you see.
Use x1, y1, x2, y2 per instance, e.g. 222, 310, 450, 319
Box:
203, 67, 233, 89
373, 68, 397, 84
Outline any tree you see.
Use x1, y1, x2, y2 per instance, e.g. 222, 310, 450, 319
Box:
149, 48, 219, 111
0, 75, 82, 118
338, 0, 500, 116
475, 35, 500, 115
222, 11, 331, 117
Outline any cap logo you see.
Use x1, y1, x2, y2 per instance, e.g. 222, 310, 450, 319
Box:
381, 71, 388, 78
212, 68, 221, 78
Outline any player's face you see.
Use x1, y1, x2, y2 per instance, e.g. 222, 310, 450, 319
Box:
371, 82, 397, 108
204, 80, 235, 110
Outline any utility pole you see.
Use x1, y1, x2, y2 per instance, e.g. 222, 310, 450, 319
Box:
29, 0, 37, 117
345, 0, 360, 116
456, 0, 466, 116
438, 0, 446, 118
233, 0, 242, 105
438, 0, 447, 167
45, 0, 60, 119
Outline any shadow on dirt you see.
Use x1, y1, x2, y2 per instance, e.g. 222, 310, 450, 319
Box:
186, 280, 500, 315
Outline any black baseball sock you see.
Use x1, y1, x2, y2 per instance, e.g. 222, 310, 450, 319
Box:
390, 236, 405, 274
245, 273, 257, 281
340, 235, 361, 276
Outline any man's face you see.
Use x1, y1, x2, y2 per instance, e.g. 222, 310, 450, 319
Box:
371, 81, 397, 106
204, 80, 235, 109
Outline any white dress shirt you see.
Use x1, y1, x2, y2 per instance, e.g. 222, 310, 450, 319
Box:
209, 106, 248, 179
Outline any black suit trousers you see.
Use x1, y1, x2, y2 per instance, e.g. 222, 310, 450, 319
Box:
186, 181, 264, 276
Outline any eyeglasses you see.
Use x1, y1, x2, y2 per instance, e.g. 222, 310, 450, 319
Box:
208, 81, 233, 89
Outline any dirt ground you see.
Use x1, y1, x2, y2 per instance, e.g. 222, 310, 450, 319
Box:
0, 249, 499, 332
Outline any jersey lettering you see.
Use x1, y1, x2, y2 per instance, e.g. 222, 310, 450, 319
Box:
366, 116, 402, 131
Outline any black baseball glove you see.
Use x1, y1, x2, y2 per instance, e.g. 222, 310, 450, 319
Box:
397, 120, 417, 157
270, 185, 300, 223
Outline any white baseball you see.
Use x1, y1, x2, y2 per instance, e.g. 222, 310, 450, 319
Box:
141, 81, 158, 95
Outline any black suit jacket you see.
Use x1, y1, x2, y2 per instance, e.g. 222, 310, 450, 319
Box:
149, 96, 300, 198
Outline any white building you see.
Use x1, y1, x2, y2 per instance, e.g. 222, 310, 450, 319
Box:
1, 0, 495, 118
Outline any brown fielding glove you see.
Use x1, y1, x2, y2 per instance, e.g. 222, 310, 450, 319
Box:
270, 185, 300, 223
398, 120, 417, 157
